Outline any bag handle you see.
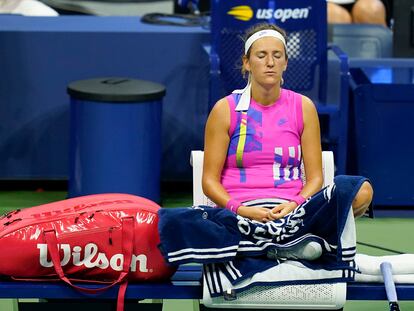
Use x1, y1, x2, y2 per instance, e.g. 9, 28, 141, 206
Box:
44, 216, 134, 310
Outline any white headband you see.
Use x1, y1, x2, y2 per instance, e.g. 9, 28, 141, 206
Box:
244, 29, 286, 55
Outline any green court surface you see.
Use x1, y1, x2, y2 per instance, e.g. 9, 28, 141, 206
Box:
0, 191, 413, 310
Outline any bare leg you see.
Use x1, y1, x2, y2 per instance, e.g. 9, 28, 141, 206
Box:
327, 2, 352, 24
352, 181, 374, 218
352, 0, 387, 26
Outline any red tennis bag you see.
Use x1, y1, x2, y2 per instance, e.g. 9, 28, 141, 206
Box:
0, 193, 176, 310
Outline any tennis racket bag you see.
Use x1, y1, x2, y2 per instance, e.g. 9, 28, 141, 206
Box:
0, 193, 176, 311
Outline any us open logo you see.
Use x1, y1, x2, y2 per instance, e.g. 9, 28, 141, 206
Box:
227, 5, 311, 22
227, 5, 254, 21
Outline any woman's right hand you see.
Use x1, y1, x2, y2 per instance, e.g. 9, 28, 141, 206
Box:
237, 205, 273, 223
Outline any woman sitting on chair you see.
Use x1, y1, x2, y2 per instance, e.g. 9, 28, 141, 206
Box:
202, 22, 373, 224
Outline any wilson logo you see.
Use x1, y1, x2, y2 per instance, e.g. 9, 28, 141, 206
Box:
227, 6, 310, 22
37, 243, 151, 272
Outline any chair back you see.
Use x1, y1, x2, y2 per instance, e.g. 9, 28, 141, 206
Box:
190, 150, 334, 207
331, 24, 393, 58
210, 0, 328, 102
191, 149, 345, 309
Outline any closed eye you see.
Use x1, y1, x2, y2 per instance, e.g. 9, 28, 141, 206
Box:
273, 52, 283, 58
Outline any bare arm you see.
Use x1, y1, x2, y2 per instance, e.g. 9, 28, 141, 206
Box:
299, 95, 323, 197
300, 96, 323, 199
202, 98, 271, 222
202, 98, 232, 208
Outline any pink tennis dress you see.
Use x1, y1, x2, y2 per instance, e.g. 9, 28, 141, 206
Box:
221, 88, 304, 203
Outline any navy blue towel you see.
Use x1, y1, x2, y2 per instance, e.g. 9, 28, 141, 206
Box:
158, 175, 368, 297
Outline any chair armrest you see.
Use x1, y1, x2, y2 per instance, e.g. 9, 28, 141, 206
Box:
327, 44, 349, 175
349, 57, 414, 68
322, 151, 335, 187
190, 150, 205, 206
328, 44, 349, 74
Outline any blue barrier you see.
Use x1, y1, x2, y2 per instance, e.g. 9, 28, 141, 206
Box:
0, 15, 209, 182
0, 15, 411, 183
350, 58, 414, 206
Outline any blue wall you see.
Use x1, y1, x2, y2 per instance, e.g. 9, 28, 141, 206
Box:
0, 16, 210, 181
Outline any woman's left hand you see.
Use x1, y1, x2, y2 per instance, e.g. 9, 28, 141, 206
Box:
266, 201, 298, 221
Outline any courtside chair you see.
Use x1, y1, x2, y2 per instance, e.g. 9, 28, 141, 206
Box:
190, 150, 347, 309
208, 0, 350, 174
330, 24, 393, 58
190, 150, 334, 207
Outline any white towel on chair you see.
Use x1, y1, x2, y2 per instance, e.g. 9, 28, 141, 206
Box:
355, 273, 414, 283
355, 253, 414, 275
